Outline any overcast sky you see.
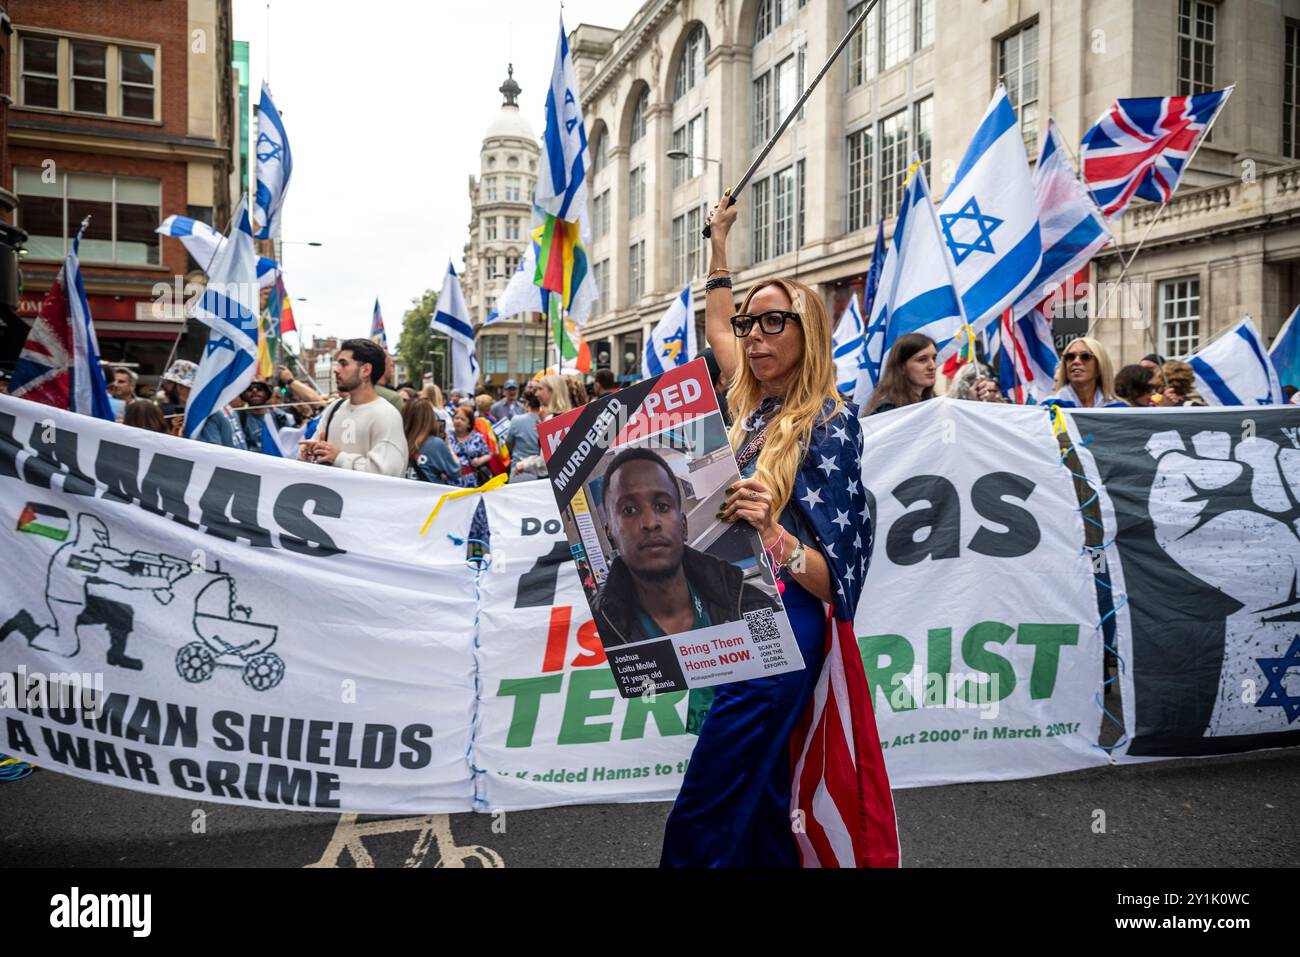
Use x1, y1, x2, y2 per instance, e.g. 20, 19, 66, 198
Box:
231, 0, 645, 344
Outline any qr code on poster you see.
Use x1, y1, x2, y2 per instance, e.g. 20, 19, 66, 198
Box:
744, 608, 781, 644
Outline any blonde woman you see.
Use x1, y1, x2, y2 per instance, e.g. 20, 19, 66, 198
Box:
657, 195, 899, 870
536, 374, 572, 417
1046, 336, 1125, 408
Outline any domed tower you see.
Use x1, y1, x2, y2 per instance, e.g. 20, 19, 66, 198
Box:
463, 64, 541, 386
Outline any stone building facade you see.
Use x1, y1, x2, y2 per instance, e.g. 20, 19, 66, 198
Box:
460, 66, 547, 389
567, 0, 1300, 383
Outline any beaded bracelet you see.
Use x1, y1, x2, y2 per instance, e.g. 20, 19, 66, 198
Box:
705, 276, 733, 292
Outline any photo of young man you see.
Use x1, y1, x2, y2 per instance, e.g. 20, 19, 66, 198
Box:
590, 447, 778, 647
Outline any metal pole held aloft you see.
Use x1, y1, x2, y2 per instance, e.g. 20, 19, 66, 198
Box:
702, 0, 880, 239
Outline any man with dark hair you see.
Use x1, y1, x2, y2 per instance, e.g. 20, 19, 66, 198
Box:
590, 447, 776, 645
299, 338, 405, 475
592, 369, 619, 397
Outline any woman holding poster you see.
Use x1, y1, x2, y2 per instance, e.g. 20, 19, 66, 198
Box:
658, 196, 899, 868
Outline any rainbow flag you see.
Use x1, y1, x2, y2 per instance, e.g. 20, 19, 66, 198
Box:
533, 214, 588, 311
275, 276, 297, 335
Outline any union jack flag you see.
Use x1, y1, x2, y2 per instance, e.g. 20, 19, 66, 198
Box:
1080, 87, 1233, 219
788, 403, 900, 867
9, 220, 114, 420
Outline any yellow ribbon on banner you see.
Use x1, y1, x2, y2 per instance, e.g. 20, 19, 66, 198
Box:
1050, 403, 1069, 437
418, 472, 510, 536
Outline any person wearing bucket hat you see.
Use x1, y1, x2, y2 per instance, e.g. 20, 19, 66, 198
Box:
157, 358, 248, 449
155, 360, 197, 431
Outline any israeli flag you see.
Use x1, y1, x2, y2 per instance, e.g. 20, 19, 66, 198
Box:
832, 295, 865, 395
253, 83, 293, 240
432, 262, 478, 394
1189, 316, 1285, 406
857, 164, 963, 406
157, 215, 277, 288
1269, 305, 1300, 392
184, 200, 260, 439
259, 416, 316, 459
536, 16, 589, 233
1011, 119, 1110, 319
643, 286, 696, 379
938, 86, 1042, 332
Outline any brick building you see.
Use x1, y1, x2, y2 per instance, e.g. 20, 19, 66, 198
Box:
0, 1, 29, 364
5, 0, 237, 380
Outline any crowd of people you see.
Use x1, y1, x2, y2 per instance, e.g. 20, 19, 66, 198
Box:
857, 334, 1299, 415
43, 337, 641, 497
8, 307, 1293, 499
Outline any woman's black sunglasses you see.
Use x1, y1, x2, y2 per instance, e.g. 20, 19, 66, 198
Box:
730, 310, 801, 337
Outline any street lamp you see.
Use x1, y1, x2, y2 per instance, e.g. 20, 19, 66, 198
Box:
666, 149, 725, 204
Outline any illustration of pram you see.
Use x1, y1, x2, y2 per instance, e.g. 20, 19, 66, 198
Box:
175, 571, 285, 691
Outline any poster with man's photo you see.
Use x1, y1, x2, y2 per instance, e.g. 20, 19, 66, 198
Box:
537, 359, 804, 699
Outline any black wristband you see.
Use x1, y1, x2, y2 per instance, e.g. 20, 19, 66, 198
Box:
705, 276, 733, 292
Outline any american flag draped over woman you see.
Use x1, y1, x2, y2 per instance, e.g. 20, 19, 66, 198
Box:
660, 193, 898, 867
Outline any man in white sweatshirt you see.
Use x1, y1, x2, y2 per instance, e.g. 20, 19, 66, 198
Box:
298, 338, 406, 476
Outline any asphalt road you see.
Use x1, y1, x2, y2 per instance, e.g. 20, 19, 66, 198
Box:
2, 746, 1296, 868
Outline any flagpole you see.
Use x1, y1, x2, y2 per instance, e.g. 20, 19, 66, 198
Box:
702, 0, 880, 237
1085, 92, 1232, 342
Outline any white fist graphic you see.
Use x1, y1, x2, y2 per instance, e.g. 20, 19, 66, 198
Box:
1146, 428, 1300, 735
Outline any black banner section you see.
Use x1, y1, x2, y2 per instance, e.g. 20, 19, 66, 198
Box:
541, 371, 662, 511
1074, 406, 1300, 756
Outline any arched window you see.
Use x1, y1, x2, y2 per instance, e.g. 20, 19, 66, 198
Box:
591, 130, 608, 174
630, 89, 648, 143
673, 24, 710, 100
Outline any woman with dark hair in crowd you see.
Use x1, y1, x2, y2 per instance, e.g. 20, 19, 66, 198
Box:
865, 334, 937, 414
123, 399, 170, 434
1161, 359, 1209, 407
1114, 364, 1157, 406
655, 193, 898, 869
565, 374, 589, 410
402, 398, 459, 484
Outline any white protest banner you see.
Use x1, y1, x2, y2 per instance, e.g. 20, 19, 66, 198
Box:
857, 400, 1109, 786
1068, 406, 1300, 759
0, 394, 481, 814
474, 482, 694, 811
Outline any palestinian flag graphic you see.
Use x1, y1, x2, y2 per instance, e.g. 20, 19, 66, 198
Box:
16, 503, 70, 542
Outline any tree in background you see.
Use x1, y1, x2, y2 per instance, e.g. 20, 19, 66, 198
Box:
397, 288, 450, 390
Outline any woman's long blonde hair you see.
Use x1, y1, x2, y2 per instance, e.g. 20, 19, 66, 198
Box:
725, 277, 842, 518
538, 374, 573, 416
1053, 335, 1117, 402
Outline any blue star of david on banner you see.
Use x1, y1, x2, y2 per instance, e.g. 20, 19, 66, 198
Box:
256, 132, 283, 164
1256, 635, 1300, 723
939, 197, 1003, 266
